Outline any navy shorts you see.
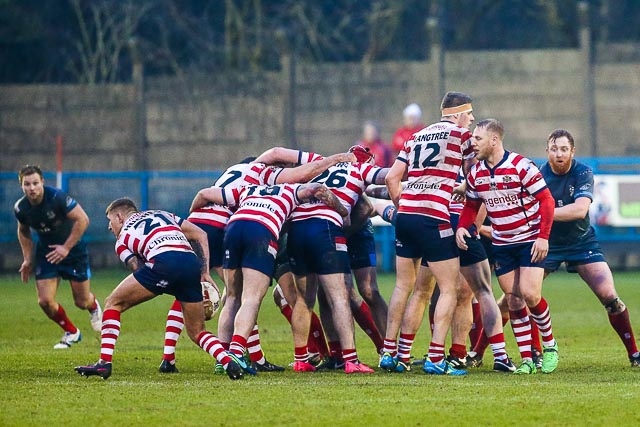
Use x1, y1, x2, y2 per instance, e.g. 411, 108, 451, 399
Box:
395, 213, 458, 263
451, 213, 487, 267
223, 220, 278, 277
288, 218, 351, 276
493, 241, 544, 277
544, 237, 607, 273
347, 220, 377, 270
35, 243, 91, 282
273, 231, 292, 281
193, 222, 225, 269
134, 251, 202, 303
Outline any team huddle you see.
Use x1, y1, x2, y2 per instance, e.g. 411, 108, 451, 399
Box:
14, 91, 640, 381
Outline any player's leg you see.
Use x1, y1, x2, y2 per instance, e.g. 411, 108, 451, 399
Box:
575, 261, 639, 365
290, 273, 319, 371
159, 299, 184, 373
35, 277, 83, 348
316, 285, 345, 369
346, 273, 384, 353
69, 278, 102, 332
219, 267, 242, 345
393, 264, 435, 371
448, 274, 473, 367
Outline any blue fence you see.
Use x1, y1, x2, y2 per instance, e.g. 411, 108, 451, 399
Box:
2, 157, 640, 270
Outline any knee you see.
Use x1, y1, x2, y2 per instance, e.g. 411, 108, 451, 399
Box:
73, 295, 90, 310
604, 297, 626, 314
38, 297, 56, 313
505, 293, 525, 310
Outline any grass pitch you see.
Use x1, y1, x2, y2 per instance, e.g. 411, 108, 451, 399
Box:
1, 269, 639, 426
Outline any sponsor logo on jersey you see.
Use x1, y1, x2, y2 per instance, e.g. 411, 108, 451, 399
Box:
485, 193, 519, 208
503, 176, 513, 183
46, 210, 55, 219
406, 181, 441, 190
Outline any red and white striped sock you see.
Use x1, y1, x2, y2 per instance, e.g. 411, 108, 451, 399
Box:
528, 298, 556, 348
162, 300, 184, 362
197, 331, 232, 367
397, 333, 415, 363
100, 309, 121, 363
510, 308, 533, 361
247, 325, 266, 364
382, 338, 397, 357
294, 346, 309, 362
427, 341, 445, 363
229, 334, 247, 357
50, 304, 78, 334
341, 348, 358, 364
488, 332, 509, 363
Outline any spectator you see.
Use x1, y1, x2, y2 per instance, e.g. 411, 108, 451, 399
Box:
391, 103, 424, 154
356, 120, 393, 167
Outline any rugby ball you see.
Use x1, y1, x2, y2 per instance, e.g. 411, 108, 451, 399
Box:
201, 281, 221, 321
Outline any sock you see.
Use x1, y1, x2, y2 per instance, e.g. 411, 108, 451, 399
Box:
221, 341, 230, 351
469, 300, 482, 349
474, 315, 509, 357
449, 343, 467, 359
280, 303, 293, 322
608, 308, 639, 357
308, 311, 329, 357
162, 300, 184, 362
488, 332, 508, 363
382, 338, 397, 357
427, 341, 445, 363
197, 331, 232, 367
50, 304, 78, 334
510, 308, 533, 361
229, 334, 247, 357
353, 301, 384, 352
247, 325, 265, 364
528, 298, 556, 348
294, 346, 309, 362
341, 348, 358, 364
100, 309, 121, 363
530, 316, 542, 352
328, 341, 343, 361
397, 333, 415, 363
87, 294, 98, 312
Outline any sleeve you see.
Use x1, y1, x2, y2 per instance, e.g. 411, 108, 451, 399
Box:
534, 188, 555, 240
221, 187, 241, 208
261, 166, 284, 186
55, 189, 78, 214
115, 239, 135, 264
298, 151, 324, 165
461, 132, 475, 160
465, 171, 481, 201
14, 200, 27, 223
520, 159, 547, 196
396, 139, 412, 165
170, 212, 183, 226
361, 164, 383, 185
573, 166, 594, 201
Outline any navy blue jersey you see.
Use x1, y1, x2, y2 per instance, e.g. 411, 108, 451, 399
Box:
539, 159, 594, 247
14, 186, 82, 248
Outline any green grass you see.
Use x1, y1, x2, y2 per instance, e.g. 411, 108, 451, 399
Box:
1, 270, 640, 426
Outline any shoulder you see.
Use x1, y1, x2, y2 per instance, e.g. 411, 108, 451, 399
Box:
571, 160, 593, 177
13, 196, 28, 216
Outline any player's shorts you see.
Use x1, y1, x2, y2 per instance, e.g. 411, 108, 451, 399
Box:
395, 213, 458, 263
492, 241, 544, 277
193, 222, 225, 269
347, 219, 377, 270
134, 251, 202, 303
287, 218, 351, 276
273, 231, 291, 281
450, 213, 486, 267
223, 220, 278, 278
34, 243, 91, 282
544, 236, 607, 273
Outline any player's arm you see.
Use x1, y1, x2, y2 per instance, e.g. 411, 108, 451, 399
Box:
46, 204, 90, 265
297, 183, 349, 217
365, 185, 390, 199
125, 256, 142, 272
553, 197, 591, 222
344, 195, 374, 237
455, 198, 482, 250
17, 222, 34, 283
385, 160, 407, 208
531, 187, 555, 263
253, 147, 302, 165
189, 187, 225, 212
181, 219, 217, 289
274, 152, 357, 184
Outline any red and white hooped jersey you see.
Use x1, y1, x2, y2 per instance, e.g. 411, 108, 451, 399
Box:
223, 183, 303, 238
187, 162, 284, 229
449, 170, 466, 217
397, 121, 473, 222
466, 151, 548, 245
116, 210, 192, 263
289, 162, 383, 226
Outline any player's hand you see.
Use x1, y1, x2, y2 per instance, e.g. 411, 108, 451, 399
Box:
46, 245, 70, 264
201, 273, 220, 295
452, 182, 466, 202
335, 152, 357, 163
19, 260, 31, 283
455, 228, 471, 250
530, 238, 549, 263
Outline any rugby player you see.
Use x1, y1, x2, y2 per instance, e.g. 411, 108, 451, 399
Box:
75, 198, 247, 380
456, 118, 559, 375
540, 129, 639, 367
14, 165, 102, 349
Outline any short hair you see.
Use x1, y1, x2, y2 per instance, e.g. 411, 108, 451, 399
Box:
18, 165, 43, 184
440, 91, 473, 110
239, 156, 257, 164
547, 129, 575, 148
476, 118, 505, 140
105, 197, 138, 215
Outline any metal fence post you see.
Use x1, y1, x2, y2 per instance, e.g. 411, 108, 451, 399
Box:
578, 1, 597, 157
